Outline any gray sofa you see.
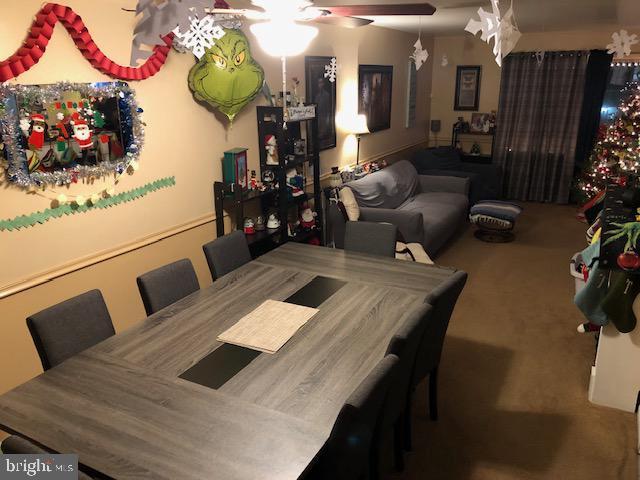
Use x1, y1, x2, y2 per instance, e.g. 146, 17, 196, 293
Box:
411, 146, 502, 205
329, 160, 469, 257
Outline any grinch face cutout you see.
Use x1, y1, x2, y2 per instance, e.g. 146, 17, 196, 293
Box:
188, 28, 264, 123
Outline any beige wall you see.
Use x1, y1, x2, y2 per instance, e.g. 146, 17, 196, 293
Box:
0, 0, 433, 291
429, 29, 631, 154
0, 0, 434, 421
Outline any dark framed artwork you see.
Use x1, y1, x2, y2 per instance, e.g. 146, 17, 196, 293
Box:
305, 56, 336, 151
358, 65, 393, 132
454, 66, 481, 111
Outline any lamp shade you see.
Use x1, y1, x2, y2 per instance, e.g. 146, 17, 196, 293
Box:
250, 21, 318, 57
351, 114, 370, 135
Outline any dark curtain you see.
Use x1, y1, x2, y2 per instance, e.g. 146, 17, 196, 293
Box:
574, 50, 613, 172
494, 51, 589, 203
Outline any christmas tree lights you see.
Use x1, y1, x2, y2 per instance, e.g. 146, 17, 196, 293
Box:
577, 83, 640, 202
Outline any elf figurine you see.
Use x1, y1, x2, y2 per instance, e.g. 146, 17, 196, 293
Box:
98, 135, 110, 162
28, 113, 46, 150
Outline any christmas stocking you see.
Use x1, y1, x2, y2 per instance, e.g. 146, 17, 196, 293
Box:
601, 271, 639, 333
574, 242, 609, 326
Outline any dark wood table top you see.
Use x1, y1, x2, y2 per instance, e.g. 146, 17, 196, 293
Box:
254, 242, 456, 297
0, 244, 455, 480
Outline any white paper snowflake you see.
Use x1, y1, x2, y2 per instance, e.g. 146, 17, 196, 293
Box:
465, 0, 521, 67
173, 15, 226, 59
441, 54, 449, 67
410, 38, 429, 70
324, 57, 337, 83
607, 30, 639, 59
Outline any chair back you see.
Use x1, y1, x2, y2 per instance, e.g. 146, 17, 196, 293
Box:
136, 258, 200, 316
344, 221, 397, 258
26, 290, 115, 371
412, 271, 467, 388
202, 230, 251, 280
383, 304, 432, 427
317, 354, 399, 480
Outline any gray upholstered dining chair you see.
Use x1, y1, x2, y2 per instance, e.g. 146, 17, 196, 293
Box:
202, 230, 252, 280
1, 436, 94, 479
26, 289, 115, 371
410, 271, 468, 438
372, 303, 433, 477
309, 354, 400, 480
136, 258, 200, 316
344, 221, 397, 258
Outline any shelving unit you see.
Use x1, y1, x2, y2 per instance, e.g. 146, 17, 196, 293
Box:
213, 105, 323, 256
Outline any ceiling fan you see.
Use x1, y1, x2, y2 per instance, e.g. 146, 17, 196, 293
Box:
130, 0, 437, 65
207, 1, 438, 29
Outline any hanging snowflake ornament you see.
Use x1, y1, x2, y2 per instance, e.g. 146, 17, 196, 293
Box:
441, 54, 449, 67
173, 15, 226, 59
535, 50, 545, 66
410, 38, 429, 70
465, 0, 521, 67
131, 0, 213, 65
607, 30, 639, 59
499, 6, 521, 58
324, 57, 338, 83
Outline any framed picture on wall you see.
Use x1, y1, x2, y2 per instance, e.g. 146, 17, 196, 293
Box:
454, 65, 481, 111
358, 64, 393, 132
305, 56, 336, 151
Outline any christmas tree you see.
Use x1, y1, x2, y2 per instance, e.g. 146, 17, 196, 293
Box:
577, 83, 640, 202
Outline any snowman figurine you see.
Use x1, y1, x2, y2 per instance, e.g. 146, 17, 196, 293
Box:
300, 203, 317, 230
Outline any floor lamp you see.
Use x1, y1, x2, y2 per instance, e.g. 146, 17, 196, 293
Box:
352, 114, 370, 165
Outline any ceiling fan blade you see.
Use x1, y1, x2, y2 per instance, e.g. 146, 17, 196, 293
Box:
324, 3, 436, 17
313, 15, 373, 28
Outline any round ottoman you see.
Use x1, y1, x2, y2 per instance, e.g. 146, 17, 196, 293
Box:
469, 201, 523, 243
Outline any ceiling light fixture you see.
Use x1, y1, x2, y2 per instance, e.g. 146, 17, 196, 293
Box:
249, 0, 319, 57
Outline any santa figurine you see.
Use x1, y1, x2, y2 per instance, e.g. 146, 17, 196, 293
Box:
70, 112, 93, 150
265, 134, 279, 165
300, 202, 317, 230
28, 113, 46, 150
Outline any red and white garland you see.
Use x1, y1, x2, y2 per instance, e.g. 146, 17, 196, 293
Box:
0, 3, 173, 82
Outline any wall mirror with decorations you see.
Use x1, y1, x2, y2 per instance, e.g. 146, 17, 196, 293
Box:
0, 81, 143, 188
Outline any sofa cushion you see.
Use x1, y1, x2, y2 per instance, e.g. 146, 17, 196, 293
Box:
412, 147, 462, 172
348, 160, 418, 209
338, 187, 360, 221
401, 192, 469, 213
399, 192, 468, 256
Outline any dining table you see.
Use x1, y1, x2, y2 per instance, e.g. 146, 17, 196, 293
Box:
0, 243, 456, 480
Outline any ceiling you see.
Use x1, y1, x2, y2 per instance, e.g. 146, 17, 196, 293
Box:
313, 0, 640, 35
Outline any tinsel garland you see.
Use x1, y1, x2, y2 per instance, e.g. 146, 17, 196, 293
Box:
0, 176, 175, 231
0, 81, 144, 188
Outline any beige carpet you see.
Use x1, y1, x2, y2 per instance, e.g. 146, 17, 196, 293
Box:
395, 202, 637, 480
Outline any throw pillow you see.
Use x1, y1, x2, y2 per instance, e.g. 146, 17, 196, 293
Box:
396, 241, 434, 265
339, 187, 360, 221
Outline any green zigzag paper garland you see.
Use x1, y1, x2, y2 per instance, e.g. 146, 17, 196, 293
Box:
0, 176, 175, 231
